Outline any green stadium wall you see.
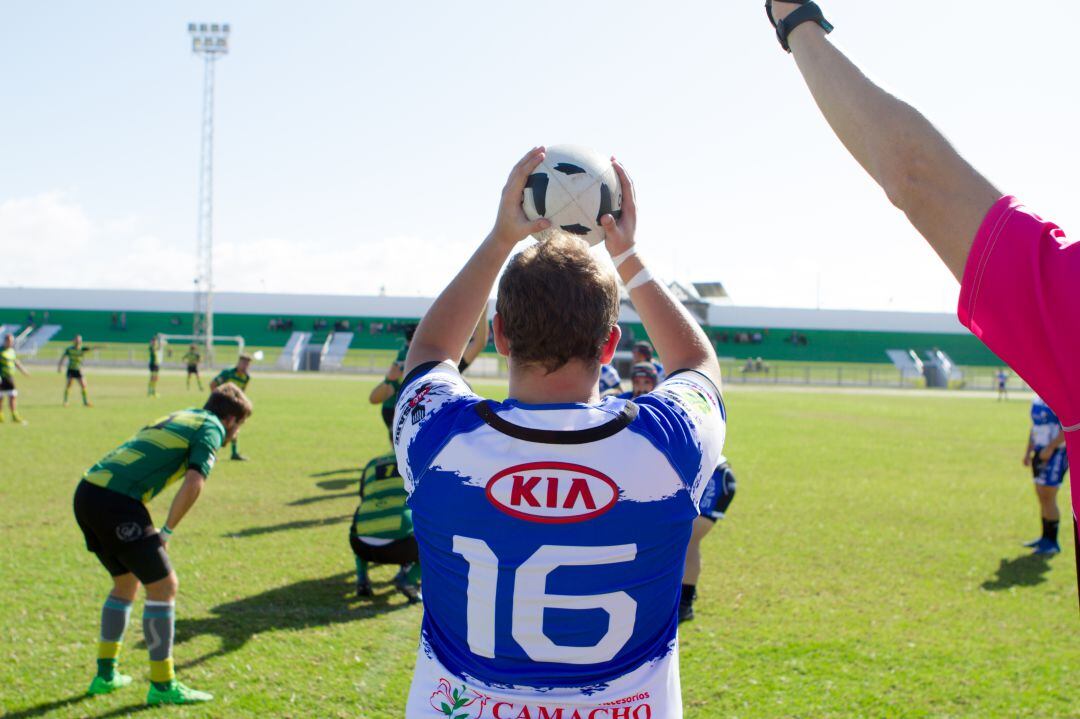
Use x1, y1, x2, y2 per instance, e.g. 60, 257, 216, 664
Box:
2, 306, 1002, 366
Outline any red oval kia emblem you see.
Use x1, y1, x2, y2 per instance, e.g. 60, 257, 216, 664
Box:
485, 462, 619, 524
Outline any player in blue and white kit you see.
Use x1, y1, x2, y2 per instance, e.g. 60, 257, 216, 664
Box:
632, 341, 664, 382
394, 148, 725, 718
598, 363, 623, 397
1022, 396, 1069, 555
617, 362, 659, 401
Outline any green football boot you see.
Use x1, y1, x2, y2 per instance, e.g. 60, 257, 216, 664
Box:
146, 680, 214, 705
87, 673, 133, 696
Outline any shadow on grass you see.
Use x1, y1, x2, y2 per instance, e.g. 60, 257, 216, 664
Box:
288, 490, 357, 507
310, 468, 360, 478
225, 515, 350, 538
4, 695, 157, 719
317, 477, 359, 490
980, 553, 1053, 591
174, 571, 410, 670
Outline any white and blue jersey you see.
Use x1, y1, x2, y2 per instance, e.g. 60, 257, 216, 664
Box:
394, 361, 725, 718
1031, 397, 1069, 487
598, 364, 622, 396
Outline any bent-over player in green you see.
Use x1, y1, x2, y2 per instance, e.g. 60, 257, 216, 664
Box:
74, 384, 253, 706
349, 452, 421, 603
209, 354, 252, 460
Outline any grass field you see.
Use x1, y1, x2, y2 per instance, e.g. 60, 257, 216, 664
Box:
0, 370, 1076, 718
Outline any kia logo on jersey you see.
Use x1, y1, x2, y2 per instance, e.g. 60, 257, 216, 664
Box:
485, 462, 619, 523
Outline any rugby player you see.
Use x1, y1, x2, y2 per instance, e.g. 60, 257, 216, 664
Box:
369, 325, 415, 440
680, 460, 736, 623
996, 369, 1009, 402
74, 384, 252, 705
1023, 397, 1069, 555
58, 335, 99, 407
182, 345, 203, 391
394, 148, 725, 717
148, 334, 163, 398
617, 362, 659, 400
766, 1, 1080, 593
1, 332, 30, 424
350, 452, 421, 603
210, 354, 252, 461
632, 341, 664, 382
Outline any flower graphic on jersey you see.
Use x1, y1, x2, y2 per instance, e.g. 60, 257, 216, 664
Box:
429, 678, 489, 718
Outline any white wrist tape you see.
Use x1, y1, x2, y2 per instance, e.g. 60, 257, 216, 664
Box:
625, 267, 655, 291
611, 246, 638, 269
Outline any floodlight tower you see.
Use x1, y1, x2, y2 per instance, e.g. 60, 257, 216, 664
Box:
188, 22, 230, 364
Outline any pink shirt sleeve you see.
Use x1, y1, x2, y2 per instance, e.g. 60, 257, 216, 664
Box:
958, 196, 1080, 433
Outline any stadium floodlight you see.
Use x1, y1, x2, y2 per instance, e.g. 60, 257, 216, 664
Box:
188, 21, 230, 364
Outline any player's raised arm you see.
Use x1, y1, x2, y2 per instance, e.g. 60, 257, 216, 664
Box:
765, 1, 1000, 280
600, 160, 721, 389
405, 147, 550, 375
459, 306, 490, 370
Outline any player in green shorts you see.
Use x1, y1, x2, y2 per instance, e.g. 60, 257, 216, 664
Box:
210, 354, 252, 460
182, 345, 203, 391
58, 335, 100, 407
147, 334, 163, 398
1, 333, 30, 424
73, 384, 253, 705
349, 452, 421, 603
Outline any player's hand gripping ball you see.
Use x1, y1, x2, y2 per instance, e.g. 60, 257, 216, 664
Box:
522, 145, 622, 246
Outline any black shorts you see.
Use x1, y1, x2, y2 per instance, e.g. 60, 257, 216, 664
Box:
73, 481, 172, 584
149, 363, 160, 373
349, 533, 419, 566
0, 377, 15, 393
186, 364, 199, 374
67, 369, 83, 380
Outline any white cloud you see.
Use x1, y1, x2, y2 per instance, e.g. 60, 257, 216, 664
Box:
0, 192, 478, 299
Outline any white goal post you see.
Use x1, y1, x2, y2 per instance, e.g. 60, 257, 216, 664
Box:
160, 334, 246, 367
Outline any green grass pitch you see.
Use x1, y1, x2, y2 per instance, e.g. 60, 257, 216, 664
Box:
0, 370, 1075, 718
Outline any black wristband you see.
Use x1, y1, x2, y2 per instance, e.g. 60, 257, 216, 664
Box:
770, 1, 834, 52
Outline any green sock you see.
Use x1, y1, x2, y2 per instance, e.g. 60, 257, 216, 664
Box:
231, 441, 240, 457
81, 388, 89, 405
404, 562, 421, 585
63, 387, 70, 403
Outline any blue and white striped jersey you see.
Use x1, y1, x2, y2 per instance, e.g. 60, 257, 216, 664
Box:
393, 361, 725, 718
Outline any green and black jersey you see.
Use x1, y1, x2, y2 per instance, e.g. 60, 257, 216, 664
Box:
148, 342, 163, 368
64, 345, 91, 371
182, 350, 200, 367
213, 367, 250, 391
0, 347, 16, 380
382, 346, 408, 412
351, 453, 412, 541
83, 409, 225, 503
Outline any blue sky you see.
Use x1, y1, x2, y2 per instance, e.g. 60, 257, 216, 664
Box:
2, 1, 1076, 312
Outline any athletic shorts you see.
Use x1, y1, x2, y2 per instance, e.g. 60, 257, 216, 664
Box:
149, 363, 160, 373
66, 369, 83, 380
186, 364, 198, 374
0, 377, 15, 396
73, 480, 172, 584
349, 533, 419, 566
1032, 447, 1069, 488
698, 463, 737, 522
